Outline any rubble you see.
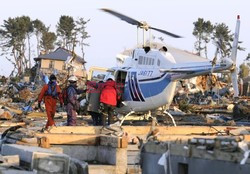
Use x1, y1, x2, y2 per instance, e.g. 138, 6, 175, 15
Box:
0, 109, 12, 120
0, 72, 249, 173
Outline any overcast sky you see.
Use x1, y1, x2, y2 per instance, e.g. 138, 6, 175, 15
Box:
0, 0, 249, 76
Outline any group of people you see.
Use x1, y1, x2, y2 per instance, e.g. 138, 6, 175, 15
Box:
38, 74, 120, 131
86, 75, 119, 126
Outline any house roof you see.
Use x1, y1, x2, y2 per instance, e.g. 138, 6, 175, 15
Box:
34, 47, 86, 63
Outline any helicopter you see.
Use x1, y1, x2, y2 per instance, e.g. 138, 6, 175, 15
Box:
88, 9, 240, 126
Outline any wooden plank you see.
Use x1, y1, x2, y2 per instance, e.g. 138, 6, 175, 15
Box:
123, 126, 230, 135
0, 122, 25, 127
3, 106, 46, 117
120, 136, 128, 148
26, 112, 46, 117
45, 126, 243, 135
47, 126, 102, 134
38, 137, 50, 148
5, 138, 38, 146
36, 133, 99, 145
243, 135, 250, 142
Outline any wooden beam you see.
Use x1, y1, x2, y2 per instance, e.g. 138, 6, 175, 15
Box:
3, 106, 46, 117
36, 133, 128, 147
36, 133, 99, 145
38, 137, 50, 148
243, 135, 250, 142
0, 122, 25, 127
45, 126, 241, 135
26, 112, 46, 117
46, 126, 102, 134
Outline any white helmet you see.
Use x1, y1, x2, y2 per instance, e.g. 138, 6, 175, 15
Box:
68, 75, 78, 82
106, 75, 115, 81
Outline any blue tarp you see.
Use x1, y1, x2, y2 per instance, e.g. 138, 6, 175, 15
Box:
43, 75, 49, 84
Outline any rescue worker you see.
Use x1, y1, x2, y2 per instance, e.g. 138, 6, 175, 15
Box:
38, 74, 63, 130
100, 75, 117, 126
86, 80, 103, 125
66, 76, 80, 126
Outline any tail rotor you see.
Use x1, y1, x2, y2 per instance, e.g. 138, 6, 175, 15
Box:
230, 15, 241, 99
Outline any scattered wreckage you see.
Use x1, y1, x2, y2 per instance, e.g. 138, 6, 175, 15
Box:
0, 73, 249, 173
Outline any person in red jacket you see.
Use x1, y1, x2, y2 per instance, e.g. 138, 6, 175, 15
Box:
100, 76, 117, 126
38, 74, 63, 130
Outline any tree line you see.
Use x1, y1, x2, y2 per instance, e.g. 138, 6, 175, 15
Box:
0, 15, 249, 78
193, 18, 249, 78
0, 15, 90, 76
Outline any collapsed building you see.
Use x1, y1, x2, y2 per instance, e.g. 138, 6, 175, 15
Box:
33, 47, 87, 84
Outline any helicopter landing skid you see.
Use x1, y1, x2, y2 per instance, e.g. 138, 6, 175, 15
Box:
163, 111, 177, 127
119, 111, 135, 126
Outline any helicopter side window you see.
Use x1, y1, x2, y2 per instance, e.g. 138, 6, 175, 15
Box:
143, 57, 146, 65
148, 58, 152, 65
138, 56, 155, 66
139, 56, 143, 65
157, 59, 161, 66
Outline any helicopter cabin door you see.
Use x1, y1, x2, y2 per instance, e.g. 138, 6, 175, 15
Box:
115, 70, 127, 107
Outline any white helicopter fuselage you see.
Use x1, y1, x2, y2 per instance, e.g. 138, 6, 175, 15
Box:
112, 47, 234, 113
98, 8, 240, 115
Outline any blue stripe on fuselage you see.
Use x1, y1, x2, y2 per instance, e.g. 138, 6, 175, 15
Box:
123, 73, 171, 101
128, 72, 140, 101
139, 73, 171, 98
131, 72, 145, 101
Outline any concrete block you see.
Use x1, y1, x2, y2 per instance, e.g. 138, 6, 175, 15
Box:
127, 151, 140, 165
70, 158, 88, 174
0, 167, 36, 174
88, 165, 116, 174
143, 141, 168, 154
100, 136, 128, 148
1, 144, 70, 174
0, 155, 20, 167
52, 145, 97, 161
33, 152, 70, 174
1, 144, 58, 163
97, 146, 127, 174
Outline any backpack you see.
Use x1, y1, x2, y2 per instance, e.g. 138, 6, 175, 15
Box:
45, 82, 58, 98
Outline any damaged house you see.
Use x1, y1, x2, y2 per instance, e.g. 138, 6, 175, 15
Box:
34, 47, 87, 79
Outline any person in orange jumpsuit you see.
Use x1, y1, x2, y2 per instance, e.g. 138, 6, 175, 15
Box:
38, 74, 63, 129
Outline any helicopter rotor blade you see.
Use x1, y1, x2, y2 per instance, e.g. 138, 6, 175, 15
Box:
100, 8, 143, 26
101, 8, 182, 38
149, 27, 182, 38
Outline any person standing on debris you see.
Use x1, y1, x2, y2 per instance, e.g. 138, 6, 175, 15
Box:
65, 76, 81, 126
86, 80, 104, 126
100, 75, 117, 126
38, 74, 63, 130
